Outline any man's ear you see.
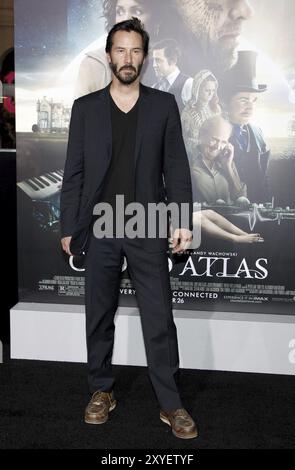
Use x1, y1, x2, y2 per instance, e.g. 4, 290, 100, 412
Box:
106, 52, 111, 65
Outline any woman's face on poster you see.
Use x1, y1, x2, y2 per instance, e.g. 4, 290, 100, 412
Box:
115, 0, 152, 27
198, 79, 217, 104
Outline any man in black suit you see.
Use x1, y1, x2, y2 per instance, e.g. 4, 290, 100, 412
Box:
60, 18, 197, 439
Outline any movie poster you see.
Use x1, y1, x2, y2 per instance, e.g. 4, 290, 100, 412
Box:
15, 0, 295, 314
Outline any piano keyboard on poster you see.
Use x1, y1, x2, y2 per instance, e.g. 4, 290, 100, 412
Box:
17, 170, 64, 231
17, 170, 64, 200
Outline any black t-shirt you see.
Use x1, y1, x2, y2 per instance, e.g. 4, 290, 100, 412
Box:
99, 91, 139, 234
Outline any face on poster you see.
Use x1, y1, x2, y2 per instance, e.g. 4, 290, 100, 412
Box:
14, 0, 295, 313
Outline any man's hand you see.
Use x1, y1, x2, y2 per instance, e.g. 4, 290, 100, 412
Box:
171, 228, 193, 254
61, 236, 72, 256
219, 142, 234, 169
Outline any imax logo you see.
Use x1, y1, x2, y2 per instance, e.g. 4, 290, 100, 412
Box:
288, 339, 295, 364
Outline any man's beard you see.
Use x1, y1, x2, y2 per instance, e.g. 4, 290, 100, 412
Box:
192, 27, 238, 73
207, 39, 238, 72
109, 62, 143, 85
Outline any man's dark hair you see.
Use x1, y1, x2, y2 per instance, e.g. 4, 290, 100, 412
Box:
105, 17, 149, 57
153, 39, 181, 65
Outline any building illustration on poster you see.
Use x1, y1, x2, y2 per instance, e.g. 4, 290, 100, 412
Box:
36, 98, 70, 133
14, 0, 295, 314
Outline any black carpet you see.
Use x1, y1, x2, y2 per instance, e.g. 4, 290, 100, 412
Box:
1, 346, 295, 449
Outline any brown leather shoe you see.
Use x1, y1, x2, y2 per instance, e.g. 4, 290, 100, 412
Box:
84, 390, 117, 424
160, 408, 198, 439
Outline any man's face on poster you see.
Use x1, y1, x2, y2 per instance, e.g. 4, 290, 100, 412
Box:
228, 92, 258, 125
107, 30, 145, 85
152, 49, 175, 78
175, 0, 253, 69
200, 119, 232, 160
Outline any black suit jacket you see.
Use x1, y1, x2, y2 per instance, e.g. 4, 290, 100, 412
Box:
60, 83, 193, 254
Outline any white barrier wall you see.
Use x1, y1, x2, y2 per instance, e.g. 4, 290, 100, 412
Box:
10, 302, 295, 375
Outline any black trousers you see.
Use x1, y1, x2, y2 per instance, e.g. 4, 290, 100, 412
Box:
84, 233, 182, 410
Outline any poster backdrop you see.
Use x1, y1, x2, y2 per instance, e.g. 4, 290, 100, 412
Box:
15, 0, 295, 314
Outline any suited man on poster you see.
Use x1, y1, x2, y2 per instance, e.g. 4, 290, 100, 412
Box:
60, 18, 197, 439
221, 51, 270, 203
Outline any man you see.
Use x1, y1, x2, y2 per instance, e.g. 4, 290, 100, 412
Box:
190, 115, 247, 205
60, 18, 197, 439
152, 39, 193, 112
174, 0, 253, 74
222, 50, 270, 203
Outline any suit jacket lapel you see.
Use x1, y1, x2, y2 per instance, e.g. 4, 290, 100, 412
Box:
134, 83, 150, 169
99, 82, 112, 162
